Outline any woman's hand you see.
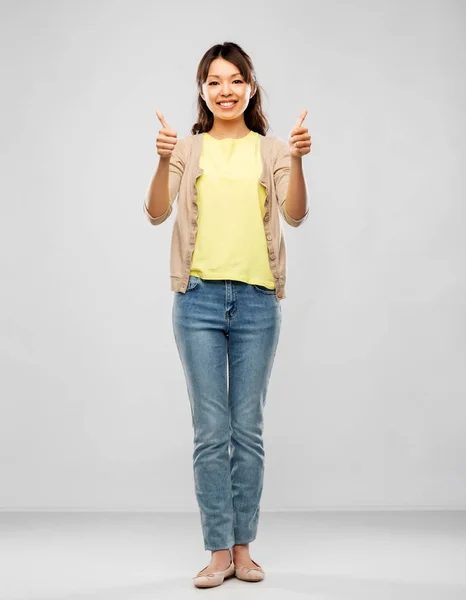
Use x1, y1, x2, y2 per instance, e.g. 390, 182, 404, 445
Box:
156, 110, 178, 158
289, 109, 312, 159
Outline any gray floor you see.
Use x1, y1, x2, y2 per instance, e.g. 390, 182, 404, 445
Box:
1, 511, 465, 599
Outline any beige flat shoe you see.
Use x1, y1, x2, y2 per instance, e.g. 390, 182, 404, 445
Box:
234, 558, 265, 582
192, 550, 235, 588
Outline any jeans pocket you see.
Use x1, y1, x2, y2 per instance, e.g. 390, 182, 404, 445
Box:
186, 275, 201, 292
252, 283, 276, 295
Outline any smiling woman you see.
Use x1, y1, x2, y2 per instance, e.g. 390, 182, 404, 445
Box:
144, 40, 310, 589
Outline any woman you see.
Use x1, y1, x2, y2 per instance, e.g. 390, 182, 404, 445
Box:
144, 41, 311, 588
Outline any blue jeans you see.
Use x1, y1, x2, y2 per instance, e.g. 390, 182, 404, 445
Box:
172, 276, 282, 551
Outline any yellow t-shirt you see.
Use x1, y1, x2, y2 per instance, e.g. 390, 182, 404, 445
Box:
189, 130, 275, 289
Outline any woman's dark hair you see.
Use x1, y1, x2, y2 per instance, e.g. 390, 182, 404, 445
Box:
191, 42, 269, 136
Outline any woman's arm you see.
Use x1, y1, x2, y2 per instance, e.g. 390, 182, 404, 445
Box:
143, 140, 185, 226
273, 140, 309, 227
144, 156, 171, 221
286, 155, 309, 222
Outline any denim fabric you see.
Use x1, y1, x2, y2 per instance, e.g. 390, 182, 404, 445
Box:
172, 275, 282, 551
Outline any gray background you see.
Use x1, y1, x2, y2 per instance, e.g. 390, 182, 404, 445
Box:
1, 0, 465, 511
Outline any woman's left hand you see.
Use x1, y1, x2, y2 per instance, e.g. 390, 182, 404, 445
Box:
289, 109, 312, 159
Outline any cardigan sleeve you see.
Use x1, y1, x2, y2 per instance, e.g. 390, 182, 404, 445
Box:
143, 137, 185, 226
273, 138, 309, 228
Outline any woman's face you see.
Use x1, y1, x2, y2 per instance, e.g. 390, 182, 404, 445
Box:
200, 57, 255, 121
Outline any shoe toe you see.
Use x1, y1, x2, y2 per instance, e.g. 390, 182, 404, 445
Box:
247, 569, 265, 581
235, 564, 265, 582
192, 560, 234, 588
193, 573, 222, 588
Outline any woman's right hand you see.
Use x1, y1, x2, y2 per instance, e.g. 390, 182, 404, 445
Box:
156, 110, 178, 158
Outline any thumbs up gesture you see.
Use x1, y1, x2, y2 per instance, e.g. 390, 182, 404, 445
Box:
156, 110, 178, 158
289, 109, 312, 159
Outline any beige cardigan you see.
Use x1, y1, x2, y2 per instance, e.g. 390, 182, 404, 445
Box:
143, 132, 309, 300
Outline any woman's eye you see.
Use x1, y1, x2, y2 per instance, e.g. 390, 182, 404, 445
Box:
209, 80, 243, 85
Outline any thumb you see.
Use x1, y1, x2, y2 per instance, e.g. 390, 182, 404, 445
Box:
156, 110, 170, 129
293, 109, 308, 129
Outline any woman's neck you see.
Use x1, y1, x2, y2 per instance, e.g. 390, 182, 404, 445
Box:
207, 121, 250, 140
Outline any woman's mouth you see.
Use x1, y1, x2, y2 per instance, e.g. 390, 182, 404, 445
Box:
217, 101, 238, 110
